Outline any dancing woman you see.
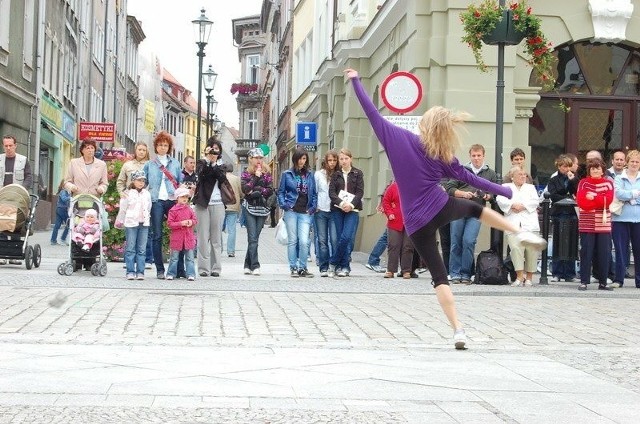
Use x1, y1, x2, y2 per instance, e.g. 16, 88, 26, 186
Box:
344, 69, 546, 349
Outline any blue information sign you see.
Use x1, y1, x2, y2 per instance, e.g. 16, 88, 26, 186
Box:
296, 122, 317, 150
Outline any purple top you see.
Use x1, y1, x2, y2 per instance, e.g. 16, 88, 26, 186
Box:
350, 77, 512, 235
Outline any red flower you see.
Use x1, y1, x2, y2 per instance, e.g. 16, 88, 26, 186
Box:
474, 10, 481, 17
510, 3, 518, 10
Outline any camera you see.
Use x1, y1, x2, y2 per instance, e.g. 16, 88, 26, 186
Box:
474, 190, 486, 198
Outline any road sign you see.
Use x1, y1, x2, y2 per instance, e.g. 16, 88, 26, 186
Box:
380, 71, 423, 114
296, 122, 318, 147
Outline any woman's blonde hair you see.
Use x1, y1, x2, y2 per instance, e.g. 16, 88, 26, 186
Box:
418, 106, 470, 163
626, 149, 640, 163
134, 141, 150, 161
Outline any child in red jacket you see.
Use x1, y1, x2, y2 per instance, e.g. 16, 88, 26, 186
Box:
382, 181, 414, 279
165, 187, 198, 281
575, 158, 614, 291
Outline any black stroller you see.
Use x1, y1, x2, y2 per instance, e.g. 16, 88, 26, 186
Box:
0, 184, 42, 269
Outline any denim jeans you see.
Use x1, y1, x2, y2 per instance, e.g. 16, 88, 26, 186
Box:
243, 207, 267, 271
125, 224, 149, 275
50, 207, 69, 243
331, 210, 359, 271
283, 210, 313, 270
225, 211, 239, 254
449, 216, 481, 279
314, 210, 336, 272
367, 229, 388, 266
167, 249, 195, 278
612, 221, 640, 286
151, 199, 175, 273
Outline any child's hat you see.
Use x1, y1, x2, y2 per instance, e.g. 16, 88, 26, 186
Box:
131, 170, 147, 181
84, 208, 98, 218
174, 186, 191, 199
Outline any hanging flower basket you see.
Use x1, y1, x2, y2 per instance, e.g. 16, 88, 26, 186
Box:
460, 0, 555, 88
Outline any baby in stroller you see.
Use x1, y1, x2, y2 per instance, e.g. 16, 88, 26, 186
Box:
72, 209, 101, 251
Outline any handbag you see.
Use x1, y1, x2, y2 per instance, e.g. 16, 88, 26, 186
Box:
242, 199, 270, 217
610, 198, 624, 215
275, 218, 288, 245
219, 179, 236, 205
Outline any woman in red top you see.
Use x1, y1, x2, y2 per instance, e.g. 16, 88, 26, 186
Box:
575, 158, 614, 291
382, 181, 415, 279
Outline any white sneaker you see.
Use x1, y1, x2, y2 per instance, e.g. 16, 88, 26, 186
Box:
523, 279, 533, 287
590, 276, 598, 284
551, 276, 561, 282
516, 232, 547, 251
453, 329, 467, 350
252, 268, 261, 275
510, 279, 523, 287
244, 268, 252, 275
145, 263, 153, 270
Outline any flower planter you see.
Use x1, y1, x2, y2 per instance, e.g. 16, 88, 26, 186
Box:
482, 10, 525, 46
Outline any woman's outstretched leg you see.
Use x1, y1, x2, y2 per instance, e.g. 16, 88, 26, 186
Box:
479, 207, 547, 250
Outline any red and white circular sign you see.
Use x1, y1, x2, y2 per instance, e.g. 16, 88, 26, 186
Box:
380, 71, 423, 114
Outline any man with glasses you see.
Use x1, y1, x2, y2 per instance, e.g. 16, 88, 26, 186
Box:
0, 135, 33, 265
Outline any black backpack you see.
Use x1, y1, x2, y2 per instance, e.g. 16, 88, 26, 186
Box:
475, 249, 509, 285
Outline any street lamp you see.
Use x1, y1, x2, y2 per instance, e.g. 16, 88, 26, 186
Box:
202, 64, 218, 140
192, 8, 213, 160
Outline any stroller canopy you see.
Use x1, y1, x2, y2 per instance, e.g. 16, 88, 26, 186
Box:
0, 184, 30, 233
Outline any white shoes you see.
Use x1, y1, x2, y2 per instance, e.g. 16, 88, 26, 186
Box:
523, 279, 533, 287
244, 268, 251, 275
516, 232, 547, 251
252, 268, 261, 275
511, 279, 523, 287
453, 329, 467, 350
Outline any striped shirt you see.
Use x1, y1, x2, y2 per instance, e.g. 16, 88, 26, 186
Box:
576, 177, 614, 233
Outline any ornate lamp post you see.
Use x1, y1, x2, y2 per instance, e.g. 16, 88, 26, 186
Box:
192, 8, 213, 160
202, 64, 218, 140
208, 97, 219, 138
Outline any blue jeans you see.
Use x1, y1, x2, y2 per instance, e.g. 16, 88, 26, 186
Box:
225, 211, 239, 254
612, 221, 640, 286
50, 207, 69, 243
449, 216, 481, 279
167, 249, 195, 278
243, 207, 266, 271
283, 210, 313, 270
125, 224, 149, 275
151, 199, 175, 273
367, 229, 388, 266
314, 210, 336, 272
331, 210, 359, 271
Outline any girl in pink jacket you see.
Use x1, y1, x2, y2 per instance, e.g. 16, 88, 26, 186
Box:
165, 187, 198, 280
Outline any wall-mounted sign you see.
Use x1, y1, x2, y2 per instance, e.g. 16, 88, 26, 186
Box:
380, 71, 423, 114
78, 122, 116, 143
296, 122, 318, 152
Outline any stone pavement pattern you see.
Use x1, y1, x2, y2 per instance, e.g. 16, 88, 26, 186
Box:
0, 229, 638, 423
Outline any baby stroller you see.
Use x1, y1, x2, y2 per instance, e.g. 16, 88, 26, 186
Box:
57, 193, 108, 276
0, 184, 42, 269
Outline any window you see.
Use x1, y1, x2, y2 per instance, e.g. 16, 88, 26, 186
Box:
0, 0, 11, 65
92, 21, 104, 68
246, 54, 260, 84
23, 0, 35, 75
246, 110, 258, 139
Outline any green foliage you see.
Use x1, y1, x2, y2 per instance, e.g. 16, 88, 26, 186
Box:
460, 0, 555, 89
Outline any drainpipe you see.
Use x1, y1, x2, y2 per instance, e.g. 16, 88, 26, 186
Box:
101, 0, 109, 122
33, 0, 47, 188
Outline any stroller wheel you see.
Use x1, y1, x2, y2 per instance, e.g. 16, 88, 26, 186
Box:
33, 244, 42, 268
90, 263, 99, 276
24, 246, 33, 270
64, 263, 74, 276
98, 262, 108, 277
57, 263, 65, 275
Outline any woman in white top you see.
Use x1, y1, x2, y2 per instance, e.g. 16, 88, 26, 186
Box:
314, 150, 338, 277
496, 166, 541, 286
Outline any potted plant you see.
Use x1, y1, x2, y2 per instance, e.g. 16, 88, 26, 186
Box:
461, 0, 555, 88
230, 83, 259, 95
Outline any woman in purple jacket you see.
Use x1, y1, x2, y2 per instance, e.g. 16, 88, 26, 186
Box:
345, 69, 546, 349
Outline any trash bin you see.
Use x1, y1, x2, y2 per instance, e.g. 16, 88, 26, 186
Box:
551, 198, 579, 261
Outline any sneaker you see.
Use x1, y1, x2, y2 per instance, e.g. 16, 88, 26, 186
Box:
417, 267, 428, 274
578, 283, 587, 291
145, 263, 153, 270
328, 268, 336, 278
598, 284, 614, 291
337, 269, 348, 277
244, 268, 252, 275
126, 274, 135, 281
290, 269, 299, 278
515, 231, 547, 251
166, 275, 174, 281
58, 241, 69, 246
320, 270, 328, 277
199, 271, 209, 277
610, 282, 623, 288
298, 269, 313, 278
451, 278, 463, 284
550, 276, 562, 282
50, 241, 58, 245
0, 259, 6, 265
9, 260, 22, 265
228, 253, 235, 257
590, 276, 598, 284
511, 279, 523, 287
211, 272, 220, 277
157, 273, 165, 280
453, 329, 467, 350
523, 279, 533, 287
187, 276, 195, 281
252, 268, 260, 275
136, 274, 145, 280
365, 263, 385, 273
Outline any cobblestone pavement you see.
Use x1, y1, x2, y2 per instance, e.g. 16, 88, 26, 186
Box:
0, 230, 639, 422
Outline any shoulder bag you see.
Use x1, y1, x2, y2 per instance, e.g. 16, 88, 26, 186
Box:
220, 179, 236, 206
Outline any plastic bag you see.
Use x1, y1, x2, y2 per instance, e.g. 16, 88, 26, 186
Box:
275, 218, 288, 245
